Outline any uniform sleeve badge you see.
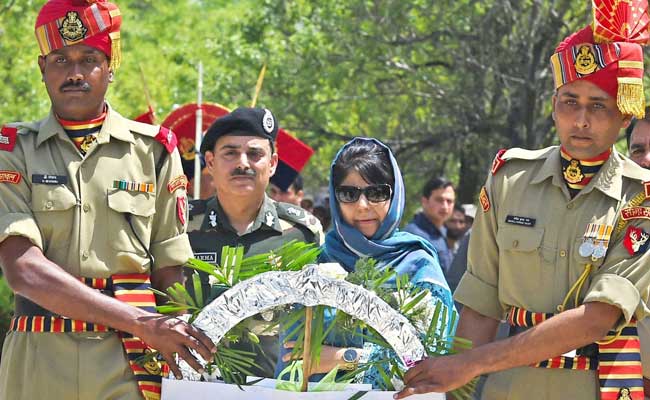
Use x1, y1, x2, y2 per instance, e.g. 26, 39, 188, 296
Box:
479, 186, 491, 212
623, 226, 650, 256
491, 148, 508, 175
0, 170, 21, 184
0, 125, 17, 152
167, 175, 188, 193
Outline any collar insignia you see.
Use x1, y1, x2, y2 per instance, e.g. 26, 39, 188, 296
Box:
563, 160, 584, 184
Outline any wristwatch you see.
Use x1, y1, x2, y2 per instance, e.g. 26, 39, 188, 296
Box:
340, 348, 359, 371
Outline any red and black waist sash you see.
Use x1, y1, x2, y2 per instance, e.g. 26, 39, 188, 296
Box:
9, 274, 168, 400
507, 307, 644, 400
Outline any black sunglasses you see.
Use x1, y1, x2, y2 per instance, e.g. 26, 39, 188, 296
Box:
335, 184, 392, 203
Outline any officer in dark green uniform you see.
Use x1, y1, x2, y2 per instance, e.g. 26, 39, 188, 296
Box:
188, 107, 323, 377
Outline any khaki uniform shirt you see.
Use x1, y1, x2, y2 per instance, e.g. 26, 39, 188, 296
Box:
0, 106, 193, 400
187, 194, 323, 377
455, 146, 650, 400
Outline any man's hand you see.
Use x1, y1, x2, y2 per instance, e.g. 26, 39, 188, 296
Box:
0, 237, 218, 378
394, 354, 476, 398
282, 341, 350, 375
134, 314, 217, 379
395, 302, 621, 398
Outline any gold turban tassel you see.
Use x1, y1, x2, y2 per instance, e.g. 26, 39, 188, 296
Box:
617, 77, 646, 119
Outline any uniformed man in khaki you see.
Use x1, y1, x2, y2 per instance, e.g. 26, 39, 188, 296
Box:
0, 1, 215, 399
396, 4, 650, 400
188, 106, 323, 377
626, 108, 650, 398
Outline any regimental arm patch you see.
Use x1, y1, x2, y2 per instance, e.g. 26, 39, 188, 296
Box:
167, 175, 188, 193
479, 186, 490, 212
491, 148, 508, 175
0, 170, 21, 184
0, 125, 17, 152
623, 226, 650, 256
155, 127, 178, 154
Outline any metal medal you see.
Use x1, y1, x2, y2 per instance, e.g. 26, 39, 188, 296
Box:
579, 240, 594, 257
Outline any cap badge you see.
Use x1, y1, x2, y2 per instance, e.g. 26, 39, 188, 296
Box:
59, 11, 87, 42
574, 45, 597, 75
262, 109, 274, 133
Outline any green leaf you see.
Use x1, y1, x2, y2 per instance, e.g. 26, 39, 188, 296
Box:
192, 273, 204, 308
400, 289, 428, 315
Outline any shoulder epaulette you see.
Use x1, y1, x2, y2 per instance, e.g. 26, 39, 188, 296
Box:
155, 127, 178, 154
125, 119, 160, 137
502, 146, 556, 161
490, 148, 508, 175
491, 147, 556, 175
126, 120, 178, 154
0, 125, 18, 152
276, 202, 323, 236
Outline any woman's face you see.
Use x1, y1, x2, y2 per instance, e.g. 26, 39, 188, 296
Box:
337, 170, 391, 238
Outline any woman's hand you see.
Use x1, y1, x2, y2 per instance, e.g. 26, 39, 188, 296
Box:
282, 341, 349, 375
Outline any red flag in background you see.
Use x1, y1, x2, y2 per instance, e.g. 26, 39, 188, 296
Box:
133, 105, 156, 125
270, 129, 314, 191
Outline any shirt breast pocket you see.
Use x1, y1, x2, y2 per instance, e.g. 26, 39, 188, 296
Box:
107, 189, 156, 255
496, 225, 551, 288
31, 185, 77, 251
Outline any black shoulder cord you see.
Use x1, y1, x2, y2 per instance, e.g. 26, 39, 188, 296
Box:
121, 148, 169, 270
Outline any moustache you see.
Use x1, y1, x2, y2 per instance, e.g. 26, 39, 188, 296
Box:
231, 168, 256, 177
60, 81, 91, 92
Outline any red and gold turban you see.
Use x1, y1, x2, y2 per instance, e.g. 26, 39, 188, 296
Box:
550, 0, 650, 118
35, 0, 122, 70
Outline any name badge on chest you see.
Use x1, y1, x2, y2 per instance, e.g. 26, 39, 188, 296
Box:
194, 252, 217, 264
32, 174, 68, 185
505, 215, 536, 227
579, 223, 613, 260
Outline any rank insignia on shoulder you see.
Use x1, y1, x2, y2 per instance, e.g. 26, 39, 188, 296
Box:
491, 148, 508, 175
0, 125, 17, 152
286, 206, 301, 216
623, 226, 650, 256
0, 170, 21, 184
644, 181, 650, 199
479, 186, 490, 212
155, 127, 178, 154
167, 175, 188, 193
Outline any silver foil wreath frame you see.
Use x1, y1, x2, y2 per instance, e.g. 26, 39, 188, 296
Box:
177, 264, 426, 380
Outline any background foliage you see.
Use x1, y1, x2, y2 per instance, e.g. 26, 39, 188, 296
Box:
0, 0, 592, 206
0, 0, 598, 356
